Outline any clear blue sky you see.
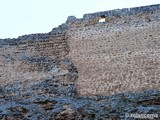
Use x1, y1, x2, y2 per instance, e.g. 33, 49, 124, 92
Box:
0, 0, 159, 38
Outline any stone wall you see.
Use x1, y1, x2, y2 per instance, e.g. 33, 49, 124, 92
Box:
0, 30, 71, 86
0, 4, 160, 120
0, 4, 160, 96
66, 5, 160, 96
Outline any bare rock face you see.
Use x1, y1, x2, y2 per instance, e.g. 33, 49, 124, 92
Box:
0, 4, 160, 120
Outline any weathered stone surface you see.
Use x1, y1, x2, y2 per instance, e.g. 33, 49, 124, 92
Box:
0, 4, 160, 120
67, 6, 160, 96
0, 89, 159, 119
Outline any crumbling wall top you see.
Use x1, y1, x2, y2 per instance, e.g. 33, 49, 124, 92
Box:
66, 4, 160, 23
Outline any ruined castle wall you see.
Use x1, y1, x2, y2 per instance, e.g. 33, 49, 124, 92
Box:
67, 6, 160, 96
0, 4, 160, 96
0, 31, 70, 86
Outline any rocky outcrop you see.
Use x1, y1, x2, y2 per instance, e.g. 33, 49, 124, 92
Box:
0, 85, 159, 119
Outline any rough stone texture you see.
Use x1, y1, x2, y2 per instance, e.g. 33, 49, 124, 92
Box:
0, 4, 160, 120
0, 29, 70, 86
0, 87, 160, 119
67, 6, 160, 96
